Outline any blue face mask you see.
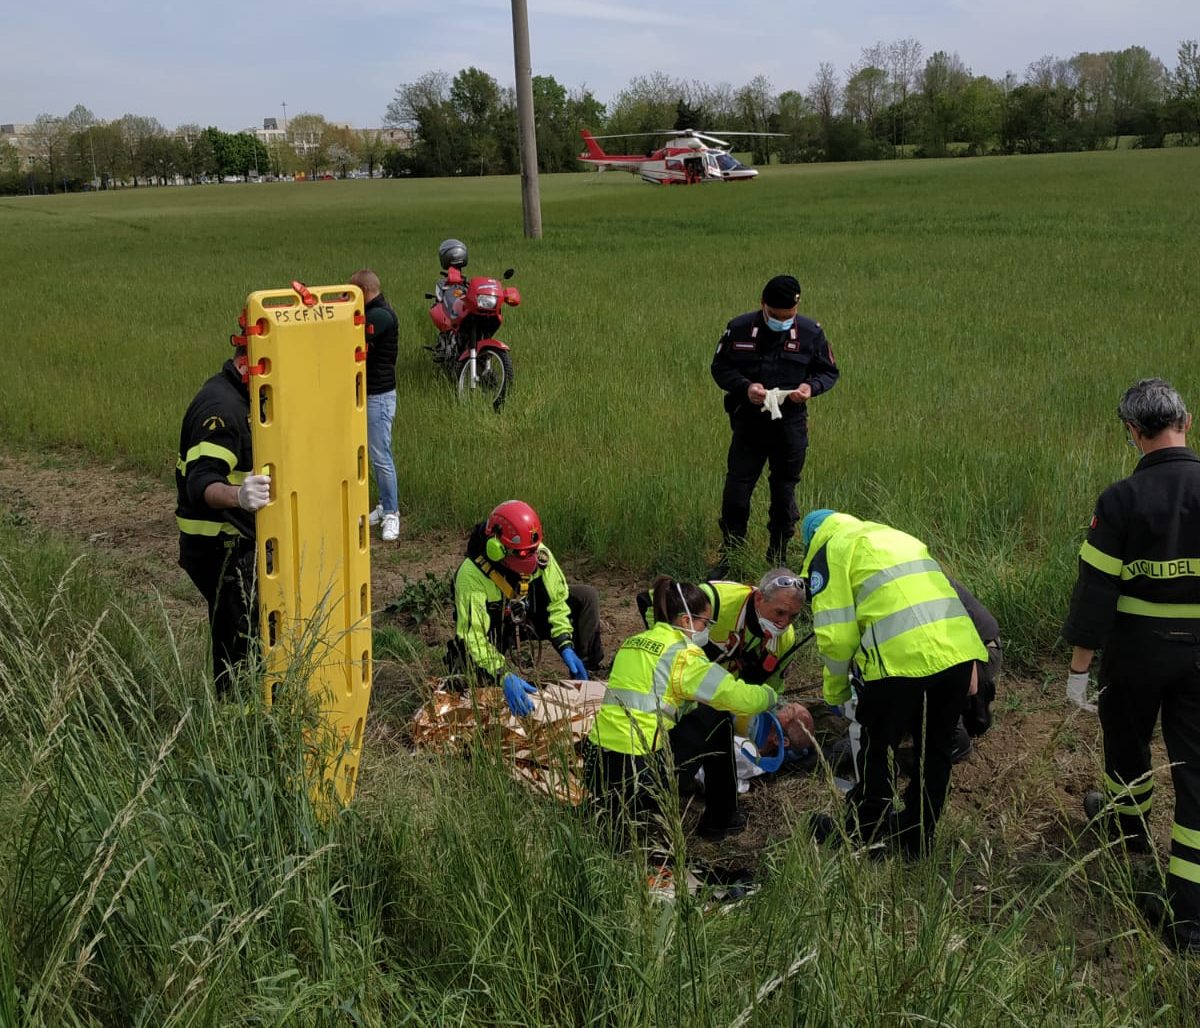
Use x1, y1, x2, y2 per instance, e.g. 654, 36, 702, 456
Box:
765, 314, 794, 332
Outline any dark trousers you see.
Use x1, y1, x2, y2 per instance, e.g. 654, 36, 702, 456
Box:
850, 661, 973, 855
583, 740, 668, 843
529, 583, 605, 669
1098, 619, 1200, 927
669, 705, 738, 834
180, 539, 257, 697
446, 581, 604, 676
719, 416, 808, 549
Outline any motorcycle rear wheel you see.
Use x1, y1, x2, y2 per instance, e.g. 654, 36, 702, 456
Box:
456, 349, 513, 411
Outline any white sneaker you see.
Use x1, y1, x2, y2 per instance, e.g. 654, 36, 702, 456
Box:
382, 513, 400, 542
368, 504, 384, 526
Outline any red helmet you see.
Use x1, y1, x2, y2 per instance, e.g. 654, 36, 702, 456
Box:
486, 500, 542, 575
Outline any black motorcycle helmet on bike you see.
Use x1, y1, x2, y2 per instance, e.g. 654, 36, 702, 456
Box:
438, 238, 468, 271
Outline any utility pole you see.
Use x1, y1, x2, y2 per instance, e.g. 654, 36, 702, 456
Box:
510, 0, 542, 238
281, 101, 289, 134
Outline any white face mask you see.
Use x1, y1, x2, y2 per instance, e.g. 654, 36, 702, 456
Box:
758, 615, 784, 638
675, 583, 710, 648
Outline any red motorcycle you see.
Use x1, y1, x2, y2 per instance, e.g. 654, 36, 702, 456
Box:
426, 263, 520, 411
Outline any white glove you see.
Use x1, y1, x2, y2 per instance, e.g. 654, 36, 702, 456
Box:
1066, 671, 1097, 713
237, 474, 272, 512
762, 388, 790, 420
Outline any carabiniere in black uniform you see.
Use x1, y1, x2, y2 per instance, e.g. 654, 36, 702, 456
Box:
711, 310, 839, 562
1063, 444, 1200, 938
175, 358, 257, 695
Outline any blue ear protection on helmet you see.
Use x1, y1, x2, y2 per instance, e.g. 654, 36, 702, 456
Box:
486, 534, 506, 562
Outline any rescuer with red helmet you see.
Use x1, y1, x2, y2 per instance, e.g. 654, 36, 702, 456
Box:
447, 500, 604, 716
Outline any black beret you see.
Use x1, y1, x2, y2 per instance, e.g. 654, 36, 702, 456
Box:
762, 275, 802, 309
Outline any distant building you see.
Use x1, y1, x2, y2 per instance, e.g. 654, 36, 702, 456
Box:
242, 117, 414, 157
374, 127, 413, 149
1, 123, 40, 168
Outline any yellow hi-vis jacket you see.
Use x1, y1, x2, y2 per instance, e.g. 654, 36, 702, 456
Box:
589, 621, 778, 757
800, 513, 987, 706
641, 580, 799, 689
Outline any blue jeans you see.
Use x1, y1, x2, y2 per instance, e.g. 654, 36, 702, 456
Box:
367, 390, 398, 514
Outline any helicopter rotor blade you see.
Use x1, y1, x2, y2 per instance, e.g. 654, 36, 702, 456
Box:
691, 133, 732, 148
585, 132, 676, 141
697, 130, 790, 137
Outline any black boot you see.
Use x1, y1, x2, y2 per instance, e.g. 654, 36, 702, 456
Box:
710, 523, 747, 580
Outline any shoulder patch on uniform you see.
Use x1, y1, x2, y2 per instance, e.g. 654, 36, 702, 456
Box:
203, 415, 226, 432
807, 545, 830, 598
1090, 514, 1098, 530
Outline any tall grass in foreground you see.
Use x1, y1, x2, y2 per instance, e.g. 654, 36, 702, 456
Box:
2, 524, 1200, 1024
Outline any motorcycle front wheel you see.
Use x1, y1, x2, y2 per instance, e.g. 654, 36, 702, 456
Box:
456, 349, 513, 411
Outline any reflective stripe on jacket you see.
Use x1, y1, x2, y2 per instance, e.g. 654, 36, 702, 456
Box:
801, 513, 987, 705
175, 360, 255, 544
1064, 447, 1200, 647
589, 621, 778, 756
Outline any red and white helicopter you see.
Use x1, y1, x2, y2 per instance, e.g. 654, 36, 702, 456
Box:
578, 128, 784, 185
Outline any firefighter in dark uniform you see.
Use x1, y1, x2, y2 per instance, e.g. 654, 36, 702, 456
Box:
711, 274, 839, 570
175, 336, 271, 696
1063, 378, 1200, 952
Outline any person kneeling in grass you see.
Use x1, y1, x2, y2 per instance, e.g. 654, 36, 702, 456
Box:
585, 576, 778, 842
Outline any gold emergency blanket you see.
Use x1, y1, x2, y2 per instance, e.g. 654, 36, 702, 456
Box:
410, 680, 608, 804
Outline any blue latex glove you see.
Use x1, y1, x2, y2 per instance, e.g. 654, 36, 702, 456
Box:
502, 673, 538, 717
561, 646, 589, 681
829, 704, 844, 718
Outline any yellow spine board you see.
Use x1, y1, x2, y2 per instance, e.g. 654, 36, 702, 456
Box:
246, 284, 372, 805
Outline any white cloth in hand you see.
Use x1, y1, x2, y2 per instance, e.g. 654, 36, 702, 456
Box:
1066, 671, 1097, 713
237, 474, 272, 512
762, 388, 791, 420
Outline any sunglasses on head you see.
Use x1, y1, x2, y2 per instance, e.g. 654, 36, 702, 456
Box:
767, 576, 802, 590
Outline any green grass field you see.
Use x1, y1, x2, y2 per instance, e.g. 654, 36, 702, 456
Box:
3, 149, 1198, 661
3, 148, 1200, 1024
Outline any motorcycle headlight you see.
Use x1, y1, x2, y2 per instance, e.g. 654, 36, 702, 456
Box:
475, 294, 498, 310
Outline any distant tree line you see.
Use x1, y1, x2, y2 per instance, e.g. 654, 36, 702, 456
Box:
6, 38, 1198, 193
385, 38, 1200, 175
0, 108, 397, 195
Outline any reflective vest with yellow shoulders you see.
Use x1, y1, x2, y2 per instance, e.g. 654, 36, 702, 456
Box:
800, 513, 987, 705
640, 580, 800, 689
589, 621, 778, 756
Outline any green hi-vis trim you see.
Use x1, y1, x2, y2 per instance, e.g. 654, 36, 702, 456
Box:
1116, 596, 1200, 619
175, 516, 242, 538
1104, 770, 1154, 796
177, 440, 238, 474
1079, 541, 1122, 577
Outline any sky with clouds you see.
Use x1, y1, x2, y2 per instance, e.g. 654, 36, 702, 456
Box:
2, 1, 1194, 131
